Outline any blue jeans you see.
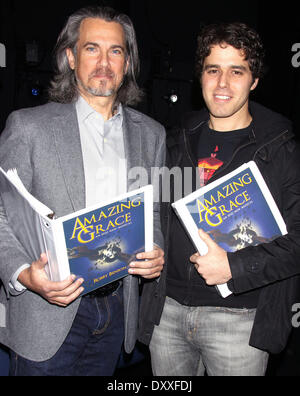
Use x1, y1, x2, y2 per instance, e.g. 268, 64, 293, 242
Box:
9, 286, 124, 376
0, 346, 9, 376
150, 297, 269, 376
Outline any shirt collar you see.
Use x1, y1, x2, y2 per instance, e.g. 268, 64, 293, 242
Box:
76, 95, 123, 125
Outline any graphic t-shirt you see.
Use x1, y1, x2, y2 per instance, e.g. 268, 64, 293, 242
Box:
197, 122, 252, 187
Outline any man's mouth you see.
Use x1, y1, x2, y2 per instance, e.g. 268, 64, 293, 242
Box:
93, 74, 113, 80
214, 94, 232, 101
91, 68, 114, 80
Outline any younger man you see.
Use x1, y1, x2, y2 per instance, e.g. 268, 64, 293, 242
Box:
139, 22, 300, 376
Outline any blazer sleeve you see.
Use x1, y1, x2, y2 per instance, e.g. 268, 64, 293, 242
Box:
0, 111, 34, 297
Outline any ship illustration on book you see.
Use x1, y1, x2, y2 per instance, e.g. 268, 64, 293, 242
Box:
207, 217, 278, 251
68, 238, 136, 271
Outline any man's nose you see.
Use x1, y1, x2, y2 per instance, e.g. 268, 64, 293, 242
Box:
97, 51, 109, 67
218, 71, 229, 89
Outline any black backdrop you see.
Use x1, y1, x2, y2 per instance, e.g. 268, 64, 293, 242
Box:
1, 0, 300, 132
0, 0, 300, 376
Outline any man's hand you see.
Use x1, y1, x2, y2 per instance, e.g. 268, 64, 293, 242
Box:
18, 253, 84, 307
128, 247, 165, 280
190, 229, 232, 286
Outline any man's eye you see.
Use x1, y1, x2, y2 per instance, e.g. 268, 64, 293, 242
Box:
207, 69, 218, 74
233, 70, 243, 75
111, 49, 122, 55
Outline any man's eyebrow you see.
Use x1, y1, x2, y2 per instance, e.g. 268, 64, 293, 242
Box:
230, 65, 248, 71
110, 44, 126, 51
204, 64, 220, 70
204, 64, 248, 71
83, 42, 99, 48
83, 42, 125, 51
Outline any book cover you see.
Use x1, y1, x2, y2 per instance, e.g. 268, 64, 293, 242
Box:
172, 161, 287, 298
62, 191, 149, 295
0, 167, 153, 295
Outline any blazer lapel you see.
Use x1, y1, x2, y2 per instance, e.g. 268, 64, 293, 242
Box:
123, 108, 142, 192
52, 103, 86, 213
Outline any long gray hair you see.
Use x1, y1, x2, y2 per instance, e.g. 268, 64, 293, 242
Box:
48, 6, 143, 106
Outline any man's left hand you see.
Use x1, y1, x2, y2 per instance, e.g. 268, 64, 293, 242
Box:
190, 229, 232, 285
128, 247, 165, 280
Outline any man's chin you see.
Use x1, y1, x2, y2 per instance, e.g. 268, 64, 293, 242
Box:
86, 86, 115, 97
209, 111, 234, 120
91, 90, 115, 98
77, 79, 117, 98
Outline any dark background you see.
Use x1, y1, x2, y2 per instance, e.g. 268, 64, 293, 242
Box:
0, 0, 300, 376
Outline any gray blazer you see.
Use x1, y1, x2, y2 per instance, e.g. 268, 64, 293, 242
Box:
0, 102, 166, 362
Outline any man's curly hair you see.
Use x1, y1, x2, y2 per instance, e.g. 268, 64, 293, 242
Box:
195, 22, 265, 81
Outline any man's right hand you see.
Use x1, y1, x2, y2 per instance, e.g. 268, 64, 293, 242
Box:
17, 253, 84, 307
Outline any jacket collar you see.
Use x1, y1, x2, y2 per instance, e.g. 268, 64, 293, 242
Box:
175, 101, 294, 163
183, 101, 292, 132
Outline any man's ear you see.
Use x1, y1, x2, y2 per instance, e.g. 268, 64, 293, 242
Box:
250, 78, 259, 92
66, 48, 76, 70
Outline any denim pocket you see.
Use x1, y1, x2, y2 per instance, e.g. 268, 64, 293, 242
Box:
9, 352, 18, 376
112, 285, 123, 306
218, 307, 256, 315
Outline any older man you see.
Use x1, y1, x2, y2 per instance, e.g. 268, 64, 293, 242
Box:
0, 6, 165, 376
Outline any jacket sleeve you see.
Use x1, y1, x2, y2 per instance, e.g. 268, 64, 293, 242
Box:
228, 139, 300, 294
0, 111, 34, 297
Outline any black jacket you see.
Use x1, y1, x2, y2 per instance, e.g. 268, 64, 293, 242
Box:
139, 102, 300, 354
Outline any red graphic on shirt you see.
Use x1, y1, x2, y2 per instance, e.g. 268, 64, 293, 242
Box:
198, 146, 224, 187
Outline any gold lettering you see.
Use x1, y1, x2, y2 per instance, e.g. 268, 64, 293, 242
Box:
205, 207, 223, 227
98, 211, 108, 221
197, 200, 216, 223
131, 197, 142, 208
71, 217, 90, 240
241, 173, 252, 185
217, 190, 226, 201
77, 226, 95, 244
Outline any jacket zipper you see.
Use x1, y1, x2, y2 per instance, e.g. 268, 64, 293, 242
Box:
183, 128, 202, 303
163, 148, 183, 294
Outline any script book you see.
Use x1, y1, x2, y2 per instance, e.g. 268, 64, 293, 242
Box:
0, 168, 153, 296
172, 161, 287, 298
